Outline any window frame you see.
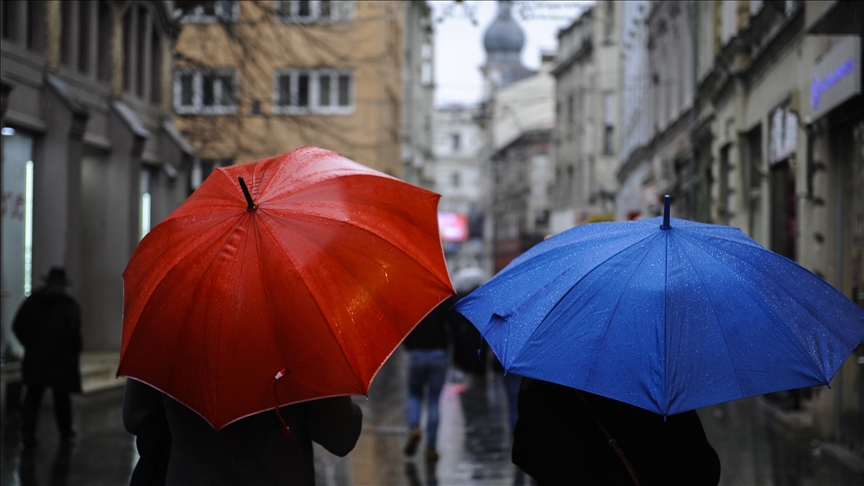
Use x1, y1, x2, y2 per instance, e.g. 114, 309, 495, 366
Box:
173, 68, 238, 115
181, 1, 239, 24
273, 0, 353, 24
272, 68, 355, 115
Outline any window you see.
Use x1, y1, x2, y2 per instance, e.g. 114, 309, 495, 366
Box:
97, 1, 111, 81
78, 0, 92, 73
174, 70, 238, 114
182, 1, 238, 23
1, 0, 17, 41
273, 69, 353, 114
452, 172, 460, 188
768, 105, 797, 165
750, 0, 763, 15
452, 133, 461, 151
140, 168, 155, 240
275, 0, 353, 23
603, 1, 614, 42
603, 92, 615, 155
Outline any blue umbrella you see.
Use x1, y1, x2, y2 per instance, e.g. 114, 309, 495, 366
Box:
454, 196, 864, 416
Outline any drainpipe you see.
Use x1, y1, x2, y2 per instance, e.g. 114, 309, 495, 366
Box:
689, 0, 698, 219
834, 142, 846, 444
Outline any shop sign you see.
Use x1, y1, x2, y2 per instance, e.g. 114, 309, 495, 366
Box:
811, 36, 861, 120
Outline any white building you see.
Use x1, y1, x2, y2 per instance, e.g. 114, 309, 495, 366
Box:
550, 2, 621, 234
433, 104, 484, 270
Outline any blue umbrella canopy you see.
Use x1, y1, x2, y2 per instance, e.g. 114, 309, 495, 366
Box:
454, 198, 864, 416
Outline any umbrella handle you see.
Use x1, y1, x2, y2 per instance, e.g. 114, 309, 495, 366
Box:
273, 368, 292, 437
576, 391, 643, 486
660, 194, 671, 230
238, 177, 258, 212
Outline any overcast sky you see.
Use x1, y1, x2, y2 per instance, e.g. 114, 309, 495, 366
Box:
430, 1, 591, 107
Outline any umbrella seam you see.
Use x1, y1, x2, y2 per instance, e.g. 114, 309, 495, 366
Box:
677, 231, 839, 383
674, 233, 748, 405
501, 227, 659, 323
255, 213, 368, 391
122, 214, 249, 425
508, 231, 660, 382
264, 207, 453, 293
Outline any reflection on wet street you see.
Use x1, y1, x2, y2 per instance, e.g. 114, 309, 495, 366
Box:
2, 347, 862, 485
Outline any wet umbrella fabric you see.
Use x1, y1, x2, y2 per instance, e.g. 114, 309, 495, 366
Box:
118, 147, 455, 430
454, 206, 864, 417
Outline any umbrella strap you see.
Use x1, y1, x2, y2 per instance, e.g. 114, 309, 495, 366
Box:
273, 368, 292, 437
575, 391, 643, 486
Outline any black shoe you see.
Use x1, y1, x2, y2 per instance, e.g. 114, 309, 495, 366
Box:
404, 428, 421, 456
60, 427, 78, 443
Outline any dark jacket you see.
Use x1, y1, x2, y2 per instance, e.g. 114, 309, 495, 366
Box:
403, 295, 458, 351
512, 379, 721, 486
123, 380, 363, 486
12, 287, 83, 392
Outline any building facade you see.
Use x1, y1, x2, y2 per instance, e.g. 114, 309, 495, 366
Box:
401, 0, 436, 191
489, 55, 555, 272
1, 0, 194, 362
550, 1, 621, 234
172, 0, 409, 177
433, 104, 484, 271
617, 0, 694, 222
475, 0, 537, 275
611, 0, 863, 460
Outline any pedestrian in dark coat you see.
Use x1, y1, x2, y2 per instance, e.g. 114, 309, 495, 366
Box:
123, 379, 363, 486
512, 378, 721, 486
12, 266, 83, 448
402, 294, 458, 462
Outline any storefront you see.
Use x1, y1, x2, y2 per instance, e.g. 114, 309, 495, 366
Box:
805, 31, 863, 451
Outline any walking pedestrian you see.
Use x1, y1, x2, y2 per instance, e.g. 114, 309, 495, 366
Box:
512, 378, 721, 485
12, 266, 83, 448
123, 379, 363, 485
403, 295, 458, 463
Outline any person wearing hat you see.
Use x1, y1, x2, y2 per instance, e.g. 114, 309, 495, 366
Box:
13, 266, 83, 448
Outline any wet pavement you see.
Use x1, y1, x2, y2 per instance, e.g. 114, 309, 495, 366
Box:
2, 347, 863, 485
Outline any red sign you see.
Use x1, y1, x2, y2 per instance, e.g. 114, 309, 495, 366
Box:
438, 212, 468, 242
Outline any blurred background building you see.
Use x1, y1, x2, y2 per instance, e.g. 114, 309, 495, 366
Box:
1, 0, 194, 363
433, 103, 484, 271
172, 0, 415, 179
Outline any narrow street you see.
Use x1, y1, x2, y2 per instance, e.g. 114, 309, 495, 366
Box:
1, 348, 862, 486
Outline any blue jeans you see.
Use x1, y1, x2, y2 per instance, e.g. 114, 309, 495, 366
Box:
406, 349, 449, 448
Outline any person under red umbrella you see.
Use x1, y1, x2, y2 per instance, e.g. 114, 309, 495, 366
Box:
123, 379, 361, 485
118, 147, 454, 484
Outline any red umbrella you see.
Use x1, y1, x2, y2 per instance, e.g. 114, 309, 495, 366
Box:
118, 147, 454, 430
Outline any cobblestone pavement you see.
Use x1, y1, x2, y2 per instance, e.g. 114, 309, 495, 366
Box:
1, 347, 862, 485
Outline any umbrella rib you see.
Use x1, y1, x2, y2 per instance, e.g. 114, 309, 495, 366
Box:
271, 209, 453, 292
582, 234, 662, 391
674, 237, 747, 400
511, 232, 659, 374
504, 229, 659, 327
122, 212, 240, 359
255, 214, 367, 390
677, 232, 838, 382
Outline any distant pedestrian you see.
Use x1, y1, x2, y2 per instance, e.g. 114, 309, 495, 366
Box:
403, 295, 458, 463
13, 266, 83, 448
123, 379, 363, 485
512, 378, 721, 485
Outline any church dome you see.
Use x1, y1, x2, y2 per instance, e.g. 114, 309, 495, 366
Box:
483, 1, 525, 54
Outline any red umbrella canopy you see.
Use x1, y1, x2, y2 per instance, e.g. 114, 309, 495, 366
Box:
118, 147, 454, 430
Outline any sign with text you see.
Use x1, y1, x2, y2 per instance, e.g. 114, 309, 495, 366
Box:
811, 36, 861, 120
